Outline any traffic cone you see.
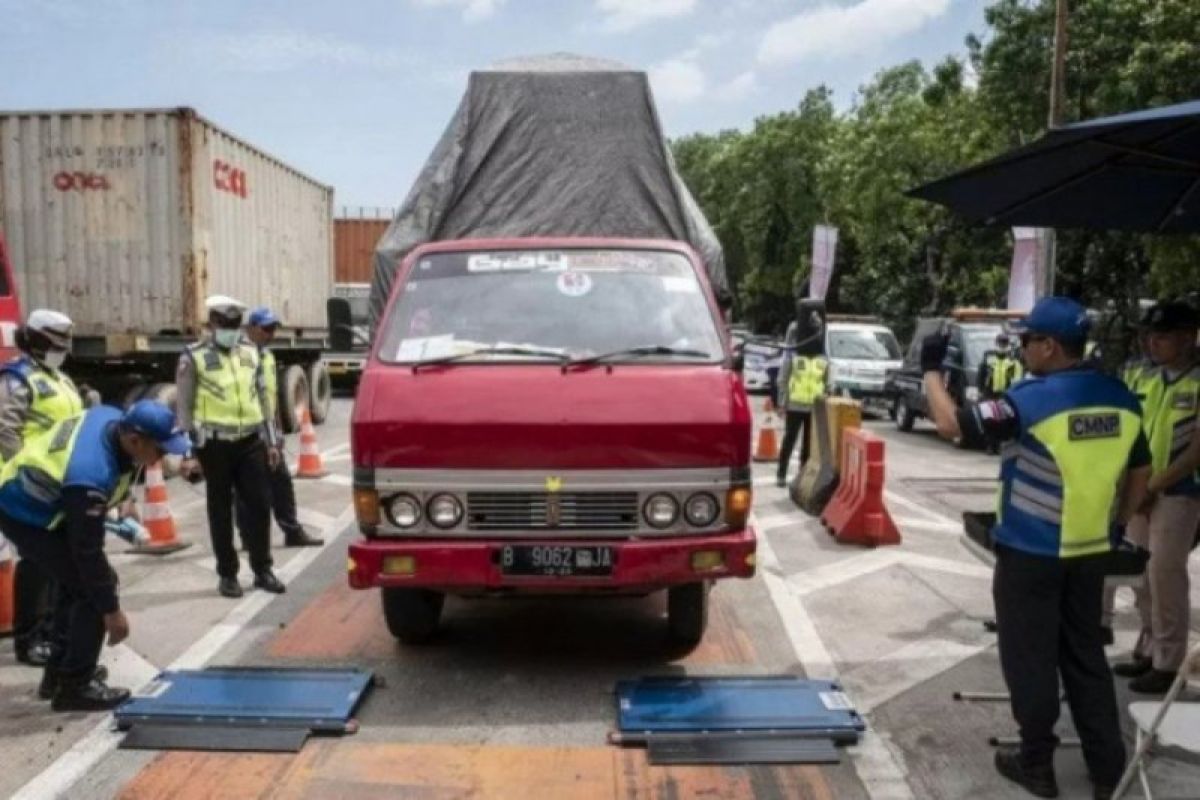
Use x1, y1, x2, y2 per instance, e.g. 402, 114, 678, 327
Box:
294, 406, 328, 479
131, 461, 192, 555
0, 550, 14, 637
753, 409, 781, 463
764, 396, 776, 415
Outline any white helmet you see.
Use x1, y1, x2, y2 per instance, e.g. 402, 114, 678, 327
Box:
205, 295, 246, 326
26, 308, 74, 351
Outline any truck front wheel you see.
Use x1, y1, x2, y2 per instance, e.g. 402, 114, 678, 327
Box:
382, 588, 444, 644
667, 582, 709, 647
894, 397, 916, 432
280, 365, 310, 433
307, 360, 332, 424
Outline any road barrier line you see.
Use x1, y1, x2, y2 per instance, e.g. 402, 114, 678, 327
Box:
11, 504, 354, 800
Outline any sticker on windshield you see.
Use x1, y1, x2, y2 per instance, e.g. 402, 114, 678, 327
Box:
395, 334, 456, 362
662, 276, 698, 294
556, 271, 593, 298
468, 253, 566, 273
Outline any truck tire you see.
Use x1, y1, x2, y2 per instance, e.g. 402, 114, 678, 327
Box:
382, 588, 444, 644
894, 397, 916, 432
307, 360, 332, 425
280, 365, 309, 434
667, 582, 709, 647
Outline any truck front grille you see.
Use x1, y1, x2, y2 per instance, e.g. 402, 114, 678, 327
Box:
466, 492, 640, 531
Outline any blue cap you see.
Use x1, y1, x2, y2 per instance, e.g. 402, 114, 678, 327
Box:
122, 400, 192, 456
247, 307, 280, 328
1014, 296, 1090, 343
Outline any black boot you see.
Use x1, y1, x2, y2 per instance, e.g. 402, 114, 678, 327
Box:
1112, 655, 1152, 678
994, 748, 1059, 798
39, 665, 110, 700
1129, 668, 1177, 694
253, 570, 286, 594
51, 673, 130, 712
283, 526, 324, 547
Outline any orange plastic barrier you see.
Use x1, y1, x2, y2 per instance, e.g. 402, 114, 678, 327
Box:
0, 555, 14, 636
820, 428, 900, 547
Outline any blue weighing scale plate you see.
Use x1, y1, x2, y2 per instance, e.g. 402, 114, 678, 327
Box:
115, 667, 373, 732
615, 676, 865, 738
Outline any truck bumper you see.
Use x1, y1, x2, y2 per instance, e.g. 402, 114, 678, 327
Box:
347, 527, 757, 593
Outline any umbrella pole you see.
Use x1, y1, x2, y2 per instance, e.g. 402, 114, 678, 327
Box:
1038, 0, 1070, 298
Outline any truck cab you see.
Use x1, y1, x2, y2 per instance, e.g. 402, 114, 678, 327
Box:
349, 238, 756, 647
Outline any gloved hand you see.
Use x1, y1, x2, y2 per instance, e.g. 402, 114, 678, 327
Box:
920, 333, 950, 373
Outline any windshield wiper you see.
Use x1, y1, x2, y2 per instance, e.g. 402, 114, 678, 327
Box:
565, 345, 713, 371
411, 346, 568, 373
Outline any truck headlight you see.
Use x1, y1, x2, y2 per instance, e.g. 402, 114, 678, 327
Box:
684, 493, 720, 527
386, 494, 422, 528
427, 494, 464, 529
644, 494, 679, 528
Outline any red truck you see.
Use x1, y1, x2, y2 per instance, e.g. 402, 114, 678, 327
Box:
0, 234, 21, 362
348, 238, 756, 646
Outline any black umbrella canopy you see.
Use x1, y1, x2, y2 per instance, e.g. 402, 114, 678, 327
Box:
909, 99, 1200, 233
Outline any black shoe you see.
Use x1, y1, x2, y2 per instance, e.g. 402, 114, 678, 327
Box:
39, 665, 110, 700
283, 527, 324, 547
51, 675, 131, 712
253, 571, 286, 594
15, 637, 52, 667
1112, 655, 1152, 678
218, 577, 244, 598
1100, 626, 1114, 647
994, 748, 1059, 798
775, 475, 787, 488
1129, 668, 1177, 694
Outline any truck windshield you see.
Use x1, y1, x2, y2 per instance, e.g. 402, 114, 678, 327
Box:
828, 329, 901, 360
962, 325, 1005, 368
377, 249, 724, 364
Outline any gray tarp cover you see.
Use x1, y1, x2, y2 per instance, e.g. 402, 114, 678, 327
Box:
370, 54, 727, 327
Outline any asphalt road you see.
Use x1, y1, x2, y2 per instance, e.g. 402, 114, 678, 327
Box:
3, 399, 1198, 799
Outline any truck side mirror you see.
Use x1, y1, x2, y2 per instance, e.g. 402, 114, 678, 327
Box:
327, 298, 354, 351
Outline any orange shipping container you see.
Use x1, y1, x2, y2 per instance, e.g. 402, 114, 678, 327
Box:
335, 218, 391, 284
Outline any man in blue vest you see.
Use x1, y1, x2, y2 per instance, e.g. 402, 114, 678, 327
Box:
0, 401, 191, 711
923, 297, 1150, 800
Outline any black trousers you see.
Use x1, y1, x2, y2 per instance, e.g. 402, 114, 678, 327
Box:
994, 545, 1125, 785
13, 557, 53, 647
0, 513, 104, 679
197, 435, 273, 579
777, 410, 812, 479
236, 456, 302, 539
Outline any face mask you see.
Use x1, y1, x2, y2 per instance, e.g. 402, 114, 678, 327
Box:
213, 329, 241, 349
43, 350, 67, 369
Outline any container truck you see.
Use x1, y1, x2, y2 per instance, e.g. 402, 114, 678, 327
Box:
0, 107, 335, 429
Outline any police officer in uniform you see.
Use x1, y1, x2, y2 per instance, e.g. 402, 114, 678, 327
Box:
1112, 301, 1200, 694
177, 296, 285, 598
237, 307, 322, 547
923, 297, 1150, 800
776, 300, 827, 488
0, 401, 191, 710
0, 310, 82, 667
979, 333, 1024, 399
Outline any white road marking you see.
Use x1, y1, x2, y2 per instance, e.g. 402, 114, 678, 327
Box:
321, 442, 352, 459
320, 473, 353, 487
892, 516, 962, 533
844, 637, 994, 713
10, 504, 354, 800
753, 515, 914, 799
788, 550, 897, 597
884, 489, 956, 524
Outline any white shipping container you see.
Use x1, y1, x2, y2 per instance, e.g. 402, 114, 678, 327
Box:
0, 108, 333, 337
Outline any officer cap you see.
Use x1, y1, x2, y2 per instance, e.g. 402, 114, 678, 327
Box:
122, 400, 192, 455
26, 309, 73, 349
1142, 301, 1199, 333
205, 295, 245, 325
1013, 296, 1090, 343
247, 307, 281, 328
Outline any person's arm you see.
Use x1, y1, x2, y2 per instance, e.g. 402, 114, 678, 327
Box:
253, 354, 281, 451
777, 350, 792, 409
174, 352, 197, 441
1146, 413, 1200, 495
0, 375, 32, 460
922, 334, 1020, 445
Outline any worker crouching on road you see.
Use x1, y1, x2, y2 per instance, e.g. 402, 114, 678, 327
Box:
177, 296, 286, 598
0, 310, 83, 668
0, 401, 191, 711
1112, 301, 1200, 694
923, 297, 1149, 800
238, 307, 322, 548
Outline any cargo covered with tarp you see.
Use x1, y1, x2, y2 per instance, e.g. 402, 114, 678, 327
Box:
370, 53, 727, 328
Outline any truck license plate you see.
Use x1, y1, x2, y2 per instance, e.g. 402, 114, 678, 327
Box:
498, 545, 615, 577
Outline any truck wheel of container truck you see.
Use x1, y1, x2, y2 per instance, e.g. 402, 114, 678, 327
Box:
667, 582, 709, 647
307, 360, 332, 424
381, 588, 444, 644
280, 365, 310, 434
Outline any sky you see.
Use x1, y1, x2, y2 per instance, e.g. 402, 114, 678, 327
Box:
0, 0, 989, 210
